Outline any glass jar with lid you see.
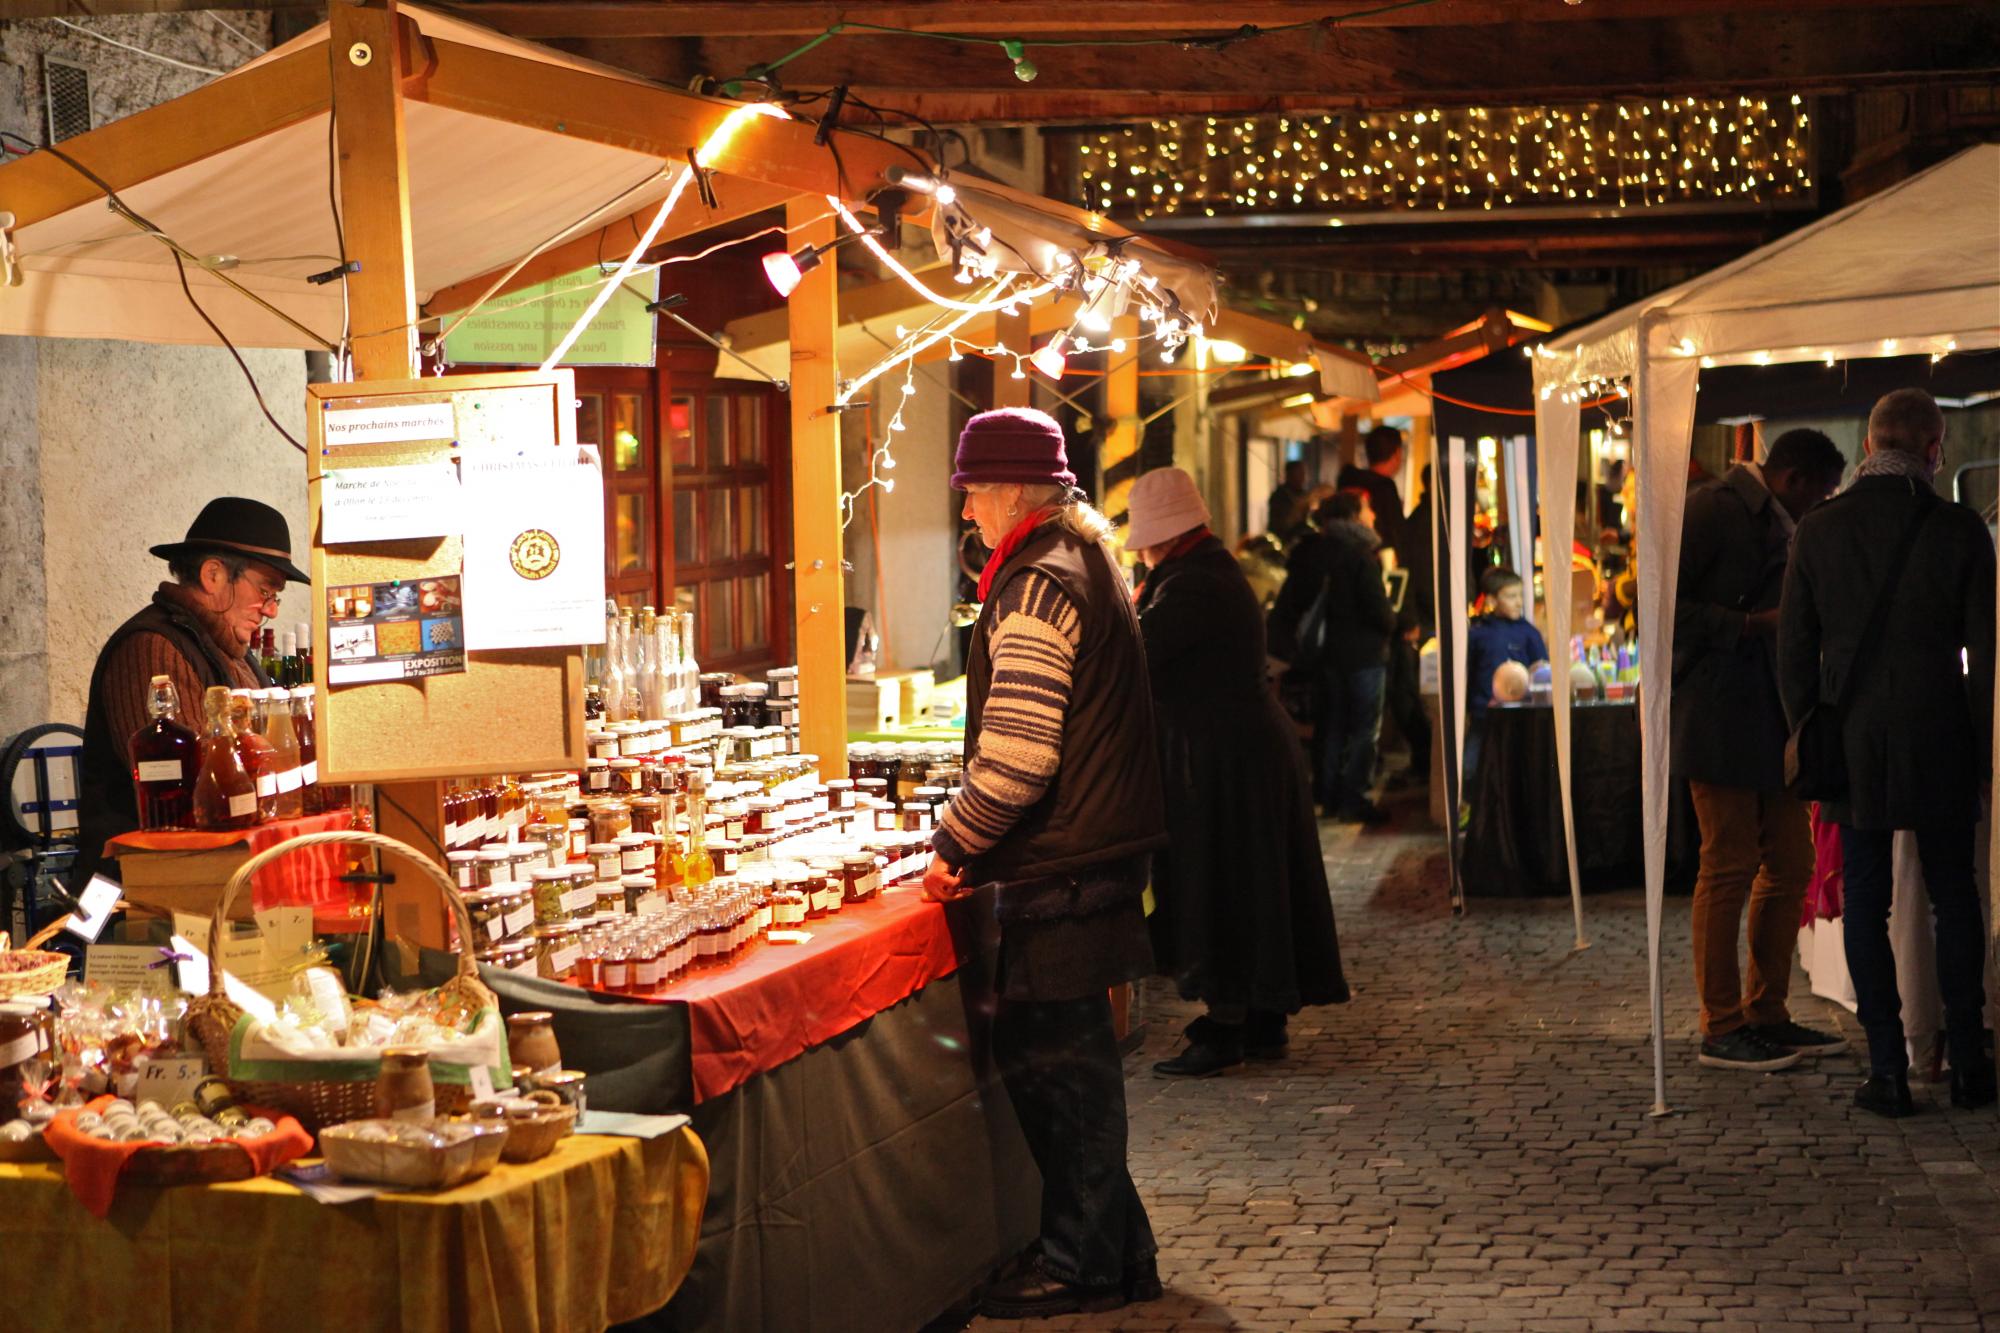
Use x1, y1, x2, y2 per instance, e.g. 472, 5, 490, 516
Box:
840, 853, 880, 904
584, 757, 611, 793
587, 799, 633, 845
608, 757, 643, 793
528, 868, 572, 926
901, 801, 934, 833
767, 874, 807, 930
823, 778, 855, 812
807, 857, 846, 916
476, 845, 518, 888
871, 799, 900, 834
620, 872, 655, 915
447, 849, 481, 891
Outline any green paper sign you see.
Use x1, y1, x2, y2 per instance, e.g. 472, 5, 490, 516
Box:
442, 267, 659, 367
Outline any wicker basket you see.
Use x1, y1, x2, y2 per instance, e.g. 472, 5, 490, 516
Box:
0, 951, 71, 999
498, 1103, 576, 1163
184, 829, 498, 1134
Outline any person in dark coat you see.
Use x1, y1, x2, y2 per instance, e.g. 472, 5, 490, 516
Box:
1672, 430, 1848, 1074
1125, 469, 1349, 1079
1267, 459, 1312, 545
1778, 388, 1998, 1118
924, 408, 1167, 1319
1338, 425, 1408, 563
1270, 493, 1398, 823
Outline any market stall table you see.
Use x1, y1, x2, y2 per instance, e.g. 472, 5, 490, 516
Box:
0, 1126, 707, 1333
1463, 699, 1697, 897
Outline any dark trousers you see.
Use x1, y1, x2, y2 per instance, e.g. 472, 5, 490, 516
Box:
992, 992, 1156, 1287
1386, 636, 1430, 773
1838, 824, 1989, 1078
1319, 663, 1387, 812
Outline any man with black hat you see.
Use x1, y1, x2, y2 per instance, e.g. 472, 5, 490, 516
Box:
74, 497, 310, 886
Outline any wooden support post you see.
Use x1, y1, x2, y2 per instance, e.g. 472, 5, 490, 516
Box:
787, 199, 849, 778
1100, 315, 1142, 533
993, 306, 1030, 409
330, 0, 443, 943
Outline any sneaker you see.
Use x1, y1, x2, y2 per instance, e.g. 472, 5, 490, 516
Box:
1746, 1020, 1847, 1057
1698, 1028, 1803, 1072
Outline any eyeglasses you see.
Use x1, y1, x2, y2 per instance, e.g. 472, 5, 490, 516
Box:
237, 574, 284, 612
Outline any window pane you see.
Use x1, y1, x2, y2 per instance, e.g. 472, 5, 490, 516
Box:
706, 395, 731, 468
705, 487, 734, 564
740, 572, 769, 650
668, 397, 696, 470
706, 579, 738, 657
576, 394, 603, 450
614, 492, 650, 575
673, 489, 697, 566
735, 485, 767, 556
616, 588, 647, 612
674, 584, 697, 622
611, 392, 646, 472
735, 396, 765, 464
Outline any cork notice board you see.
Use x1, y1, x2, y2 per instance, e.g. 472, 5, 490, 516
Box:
307, 372, 587, 783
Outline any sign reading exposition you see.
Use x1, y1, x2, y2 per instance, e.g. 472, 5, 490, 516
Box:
441, 268, 659, 367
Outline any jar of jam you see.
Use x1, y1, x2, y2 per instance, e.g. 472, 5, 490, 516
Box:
872, 799, 900, 834
744, 797, 781, 836
841, 853, 880, 903
588, 799, 633, 845
808, 857, 846, 915
823, 778, 855, 812
587, 727, 618, 761
766, 665, 799, 700
627, 793, 662, 835
584, 757, 611, 793
855, 777, 888, 806
913, 785, 948, 816
614, 832, 653, 875
901, 801, 934, 833
708, 838, 741, 878
608, 758, 642, 793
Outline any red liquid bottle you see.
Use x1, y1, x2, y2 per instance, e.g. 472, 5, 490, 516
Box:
192, 686, 260, 831
227, 690, 278, 821
130, 674, 198, 830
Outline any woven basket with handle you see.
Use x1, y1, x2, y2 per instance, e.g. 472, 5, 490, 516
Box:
184, 829, 497, 1133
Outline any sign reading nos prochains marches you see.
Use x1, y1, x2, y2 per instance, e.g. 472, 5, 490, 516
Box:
441, 267, 659, 368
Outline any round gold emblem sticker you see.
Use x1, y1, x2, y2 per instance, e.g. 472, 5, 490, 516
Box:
509, 528, 561, 580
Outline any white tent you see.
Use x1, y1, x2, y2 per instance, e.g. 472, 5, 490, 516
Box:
1530, 142, 2000, 1114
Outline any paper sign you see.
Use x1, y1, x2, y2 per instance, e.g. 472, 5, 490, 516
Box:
321, 462, 463, 544
576, 1110, 690, 1139
64, 874, 121, 942
173, 908, 311, 1003
460, 451, 607, 650
468, 1065, 496, 1102
279, 1161, 416, 1204
136, 1055, 209, 1105
84, 943, 176, 995
327, 576, 467, 685
322, 401, 456, 447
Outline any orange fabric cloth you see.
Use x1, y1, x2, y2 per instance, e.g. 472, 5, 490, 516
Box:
45, 1095, 312, 1218
108, 809, 359, 912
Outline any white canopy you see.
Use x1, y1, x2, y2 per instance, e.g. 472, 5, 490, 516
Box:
1529, 143, 2000, 1114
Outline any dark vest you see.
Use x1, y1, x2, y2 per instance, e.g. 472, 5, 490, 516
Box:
74, 596, 261, 885
964, 522, 1168, 884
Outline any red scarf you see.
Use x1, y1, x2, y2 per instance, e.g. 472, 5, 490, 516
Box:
977, 508, 1057, 603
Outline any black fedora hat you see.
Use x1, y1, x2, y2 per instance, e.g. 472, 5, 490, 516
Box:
149, 497, 310, 584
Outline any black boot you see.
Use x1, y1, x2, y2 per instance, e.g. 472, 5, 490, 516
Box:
1244, 1010, 1290, 1061
1855, 1074, 1916, 1119
1152, 1016, 1243, 1078
1949, 1062, 1997, 1110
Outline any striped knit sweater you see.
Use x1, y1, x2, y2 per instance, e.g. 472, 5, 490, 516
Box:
99, 584, 261, 763
934, 570, 1080, 867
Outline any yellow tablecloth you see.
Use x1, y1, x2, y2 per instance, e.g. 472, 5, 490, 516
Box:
0, 1127, 708, 1333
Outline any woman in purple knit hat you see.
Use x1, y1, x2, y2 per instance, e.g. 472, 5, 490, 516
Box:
924, 406, 1168, 1319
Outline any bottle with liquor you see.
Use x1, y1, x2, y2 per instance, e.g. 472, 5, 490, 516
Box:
602, 601, 628, 723
654, 825, 687, 901
259, 688, 304, 819
227, 690, 278, 821
291, 687, 320, 816
130, 675, 198, 830
295, 621, 314, 686
193, 685, 259, 831
279, 631, 302, 689
616, 608, 644, 722
659, 610, 685, 715
636, 607, 662, 720
676, 610, 701, 713
583, 630, 607, 722
681, 769, 712, 889
260, 627, 280, 683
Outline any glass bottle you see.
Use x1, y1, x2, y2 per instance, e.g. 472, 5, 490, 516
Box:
193, 685, 259, 830
583, 628, 607, 722
654, 825, 687, 901
259, 627, 280, 684
131, 674, 198, 831
291, 688, 319, 816
681, 770, 712, 889
636, 606, 662, 720
259, 688, 304, 819
653, 609, 676, 717
616, 607, 644, 722
279, 631, 302, 689
227, 690, 278, 820
602, 600, 629, 723
295, 620, 314, 686
675, 610, 701, 715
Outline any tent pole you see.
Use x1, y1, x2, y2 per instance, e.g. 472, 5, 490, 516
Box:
787, 197, 849, 779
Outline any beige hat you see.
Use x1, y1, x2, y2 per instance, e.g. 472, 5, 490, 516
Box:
1126, 467, 1212, 551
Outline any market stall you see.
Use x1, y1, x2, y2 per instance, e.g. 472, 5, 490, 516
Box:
1529, 143, 2000, 1113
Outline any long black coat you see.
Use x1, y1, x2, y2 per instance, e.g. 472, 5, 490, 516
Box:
1136, 537, 1349, 1013
1670, 466, 1792, 790
1777, 473, 1997, 830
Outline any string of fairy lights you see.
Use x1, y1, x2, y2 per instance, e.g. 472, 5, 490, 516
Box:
1058, 96, 1814, 221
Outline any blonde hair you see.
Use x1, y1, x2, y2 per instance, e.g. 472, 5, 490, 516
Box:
967, 482, 1116, 544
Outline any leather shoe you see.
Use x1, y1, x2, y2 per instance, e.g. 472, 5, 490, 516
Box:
1855, 1074, 1916, 1119
1153, 1016, 1243, 1078
1950, 1063, 1998, 1110
978, 1261, 1126, 1320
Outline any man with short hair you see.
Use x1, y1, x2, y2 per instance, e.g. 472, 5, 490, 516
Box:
1674, 429, 1848, 1073
1779, 389, 1998, 1116
75, 497, 308, 886
1339, 425, 1408, 561
1267, 459, 1312, 544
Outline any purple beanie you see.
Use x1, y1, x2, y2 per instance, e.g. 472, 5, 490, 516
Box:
951, 407, 1077, 490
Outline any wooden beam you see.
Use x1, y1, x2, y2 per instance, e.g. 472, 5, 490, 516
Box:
636, 9, 2000, 109
437, 0, 1973, 39
1100, 315, 1141, 529
422, 176, 791, 314
0, 42, 329, 231
333, 0, 420, 379
411, 37, 929, 200
786, 198, 848, 777
0, 0, 316, 13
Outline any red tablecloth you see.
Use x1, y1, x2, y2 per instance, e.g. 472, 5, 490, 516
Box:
594, 887, 959, 1102
108, 810, 361, 916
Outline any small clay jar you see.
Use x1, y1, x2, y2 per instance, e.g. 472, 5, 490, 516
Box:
507, 1011, 563, 1079
376, 1047, 435, 1123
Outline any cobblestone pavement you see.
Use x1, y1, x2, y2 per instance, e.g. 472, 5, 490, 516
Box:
969, 814, 2000, 1333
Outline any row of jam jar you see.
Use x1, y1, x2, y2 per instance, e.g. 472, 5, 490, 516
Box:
848, 742, 964, 798
588, 711, 725, 761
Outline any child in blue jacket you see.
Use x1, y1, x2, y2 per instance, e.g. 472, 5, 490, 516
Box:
1464, 567, 1549, 785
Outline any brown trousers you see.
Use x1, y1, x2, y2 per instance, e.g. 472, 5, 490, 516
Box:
1687, 781, 1814, 1038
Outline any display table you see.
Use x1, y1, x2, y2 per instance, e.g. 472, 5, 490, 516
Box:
108, 809, 367, 924
1463, 700, 1697, 896
0, 1127, 707, 1333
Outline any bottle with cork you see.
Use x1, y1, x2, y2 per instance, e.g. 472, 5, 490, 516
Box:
130, 675, 198, 830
